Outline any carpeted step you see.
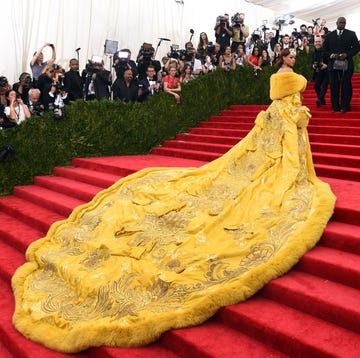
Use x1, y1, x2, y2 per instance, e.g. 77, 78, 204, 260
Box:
0, 196, 64, 233
312, 151, 360, 168
161, 319, 288, 358
13, 185, 85, 217
320, 221, 360, 255
309, 132, 360, 145
324, 177, 360, 224
53, 166, 122, 188
0, 212, 44, 253
0, 343, 13, 358
152, 147, 222, 162
199, 121, 253, 130
310, 142, 359, 156
176, 133, 242, 145
296, 246, 360, 290
211, 115, 360, 127
262, 271, 360, 333
161, 139, 231, 154
314, 163, 360, 181
216, 296, 360, 357
34, 175, 104, 202
0, 240, 26, 282
71, 155, 206, 176
188, 127, 250, 137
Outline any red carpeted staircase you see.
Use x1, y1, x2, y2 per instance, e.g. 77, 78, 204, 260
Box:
1, 74, 360, 357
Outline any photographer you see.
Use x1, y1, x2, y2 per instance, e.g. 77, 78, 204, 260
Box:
27, 88, 45, 117
136, 43, 161, 81
83, 59, 112, 101
214, 14, 233, 54
0, 103, 15, 129
30, 43, 56, 84
230, 12, 249, 53
312, 36, 329, 107
113, 49, 138, 80
0, 76, 12, 106
183, 43, 203, 76
4, 89, 31, 125
203, 42, 220, 72
12, 73, 33, 103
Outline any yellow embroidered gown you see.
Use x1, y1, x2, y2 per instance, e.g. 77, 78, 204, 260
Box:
12, 72, 336, 353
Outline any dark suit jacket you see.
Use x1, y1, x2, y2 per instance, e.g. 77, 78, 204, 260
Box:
64, 70, 83, 101
323, 29, 360, 71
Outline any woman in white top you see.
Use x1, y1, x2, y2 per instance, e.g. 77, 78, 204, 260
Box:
5, 89, 31, 124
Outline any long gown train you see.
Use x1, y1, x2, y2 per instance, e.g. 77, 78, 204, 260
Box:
12, 72, 336, 353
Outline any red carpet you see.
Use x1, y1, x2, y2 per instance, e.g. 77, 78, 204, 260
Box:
1, 74, 360, 357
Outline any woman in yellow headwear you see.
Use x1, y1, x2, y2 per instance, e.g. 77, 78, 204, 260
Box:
12, 48, 336, 353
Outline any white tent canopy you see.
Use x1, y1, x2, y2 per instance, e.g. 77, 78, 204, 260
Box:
245, 0, 360, 33
1, 0, 359, 84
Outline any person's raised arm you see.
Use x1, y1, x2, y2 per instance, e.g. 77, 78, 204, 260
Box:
48, 44, 56, 65
31, 43, 48, 66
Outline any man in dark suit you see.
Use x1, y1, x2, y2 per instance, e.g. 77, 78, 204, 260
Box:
323, 17, 360, 112
138, 65, 160, 102
64, 59, 84, 101
83, 60, 112, 101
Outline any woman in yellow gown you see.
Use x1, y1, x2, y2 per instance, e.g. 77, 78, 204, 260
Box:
12, 49, 336, 353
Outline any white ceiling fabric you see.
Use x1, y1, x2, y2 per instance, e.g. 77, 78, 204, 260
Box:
245, 0, 360, 34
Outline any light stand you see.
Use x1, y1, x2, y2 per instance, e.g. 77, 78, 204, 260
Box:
75, 48, 81, 62
104, 40, 118, 99
155, 38, 171, 58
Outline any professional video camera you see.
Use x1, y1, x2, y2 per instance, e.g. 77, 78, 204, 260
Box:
291, 27, 302, 40
169, 45, 193, 61
112, 50, 129, 71
29, 102, 44, 117
0, 76, 8, 88
312, 61, 324, 73
137, 43, 154, 62
205, 42, 216, 55
231, 13, 244, 27
0, 144, 14, 161
216, 15, 228, 26
85, 56, 104, 74
274, 14, 295, 29
312, 18, 320, 27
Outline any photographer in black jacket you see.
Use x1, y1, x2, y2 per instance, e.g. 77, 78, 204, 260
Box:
82, 58, 112, 101
312, 36, 329, 106
136, 43, 161, 81
64, 59, 84, 101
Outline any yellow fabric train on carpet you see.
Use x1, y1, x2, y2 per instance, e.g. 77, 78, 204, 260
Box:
12, 72, 336, 353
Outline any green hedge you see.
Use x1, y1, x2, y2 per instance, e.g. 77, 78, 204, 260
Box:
1, 49, 357, 196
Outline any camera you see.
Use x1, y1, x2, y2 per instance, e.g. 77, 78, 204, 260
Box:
24, 77, 32, 85
0, 76, 8, 88
137, 43, 154, 61
231, 14, 244, 27
217, 15, 227, 26
0, 144, 14, 160
205, 42, 215, 55
29, 102, 44, 116
312, 18, 320, 27
313, 61, 323, 72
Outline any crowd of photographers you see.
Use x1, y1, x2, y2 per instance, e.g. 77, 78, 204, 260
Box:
0, 13, 332, 130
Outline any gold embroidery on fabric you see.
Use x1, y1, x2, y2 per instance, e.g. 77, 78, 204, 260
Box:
25, 86, 317, 330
